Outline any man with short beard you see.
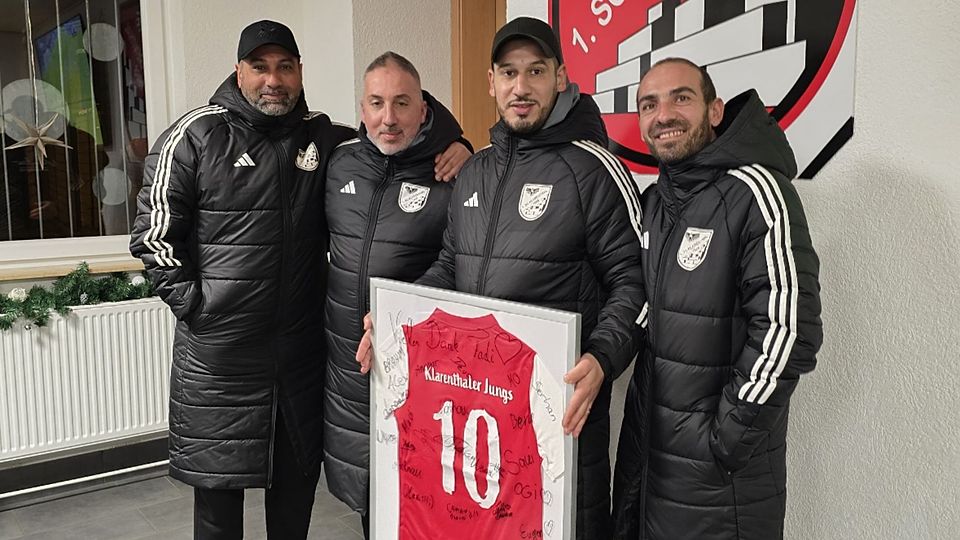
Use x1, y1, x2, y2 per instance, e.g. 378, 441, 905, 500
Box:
130, 19, 354, 539
356, 17, 647, 539
612, 58, 823, 540
322, 51, 469, 539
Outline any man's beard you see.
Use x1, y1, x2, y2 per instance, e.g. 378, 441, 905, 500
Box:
645, 111, 714, 165
501, 93, 558, 135
371, 130, 412, 156
243, 87, 298, 116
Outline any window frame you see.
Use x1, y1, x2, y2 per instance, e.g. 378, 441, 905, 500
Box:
0, 0, 169, 281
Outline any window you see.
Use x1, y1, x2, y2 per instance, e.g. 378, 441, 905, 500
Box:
1, 0, 146, 277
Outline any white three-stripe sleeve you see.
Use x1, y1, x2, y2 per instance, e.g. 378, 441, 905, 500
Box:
572, 140, 644, 243
728, 164, 799, 405
144, 105, 225, 267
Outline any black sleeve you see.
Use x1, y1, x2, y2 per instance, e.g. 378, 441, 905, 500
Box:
709, 166, 823, 473
128, 120, 203, 321
415, 191, 458, 291
574, 142, 647, 380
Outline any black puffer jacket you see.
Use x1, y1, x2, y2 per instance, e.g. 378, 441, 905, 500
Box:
418, 87, 646, 539
322, 91, 463, 512
130, 74, 354, 489
612, 90, 823, 539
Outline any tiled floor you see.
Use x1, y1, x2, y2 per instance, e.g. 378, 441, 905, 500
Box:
0, 475, 363, 540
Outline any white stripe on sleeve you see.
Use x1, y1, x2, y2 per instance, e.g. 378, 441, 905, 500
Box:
572, 140, 644, 244
144, 106, 225, 267
728, 164, 799, 405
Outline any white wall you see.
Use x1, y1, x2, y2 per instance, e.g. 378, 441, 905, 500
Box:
143, 0, 357, 142
501, 1, 960, 538
144, 0, 451, 136
786, 0, 959, 537
352, 0, 452, 122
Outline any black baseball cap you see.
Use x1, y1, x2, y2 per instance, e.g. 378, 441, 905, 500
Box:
237, 20, 300, 61
491, 17, 563, 65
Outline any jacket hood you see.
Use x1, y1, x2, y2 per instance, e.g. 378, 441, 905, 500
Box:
210, 73, 308, 136
490, 83, 608, 151
358, 90, 463, 164
655, 90, 797, 208
690, 89, 797, 178
660, 90, 797, 186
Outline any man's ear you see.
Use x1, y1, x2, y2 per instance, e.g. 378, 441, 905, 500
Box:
556, 63, 568, 92
708, 97, 724, 128
488, 67, 496, 98
235, 63, 242, 86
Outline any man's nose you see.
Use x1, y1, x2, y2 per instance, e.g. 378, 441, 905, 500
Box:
655, 101, 678, 123
383, 104, 397, 125
264, 70, 283, 87
513, 73, 531, 97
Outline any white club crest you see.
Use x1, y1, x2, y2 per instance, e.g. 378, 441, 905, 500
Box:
296, 142, 319, 171
677, 227, 714, 271
398, 182, 430, 213
518, 183, 553, 221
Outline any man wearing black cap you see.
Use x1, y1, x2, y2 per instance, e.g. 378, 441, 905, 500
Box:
359, 16, 647, 539
130, 19, 346, 538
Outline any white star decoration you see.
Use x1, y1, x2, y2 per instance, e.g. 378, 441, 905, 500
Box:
4, 114, 72, 170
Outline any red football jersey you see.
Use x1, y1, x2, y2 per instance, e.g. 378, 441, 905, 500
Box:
386, 309, 556, 539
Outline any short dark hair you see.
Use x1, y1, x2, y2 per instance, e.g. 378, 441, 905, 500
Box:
639, 57, 717, 103
365, 51, 421, 84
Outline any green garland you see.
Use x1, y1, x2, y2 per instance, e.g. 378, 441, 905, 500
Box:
0, 262, 155, 331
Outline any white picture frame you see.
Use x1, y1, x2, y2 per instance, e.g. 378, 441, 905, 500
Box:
369, 277, 579, 540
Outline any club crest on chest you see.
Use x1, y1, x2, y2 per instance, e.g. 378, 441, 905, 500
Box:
296, 142, 319, 171
518, 183, 553, 221
399, 182, 430, 213
677, 227, 714, 271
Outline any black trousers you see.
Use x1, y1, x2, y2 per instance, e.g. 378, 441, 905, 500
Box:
193, 411, 320, 539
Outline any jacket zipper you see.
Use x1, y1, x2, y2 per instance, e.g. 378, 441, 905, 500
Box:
639, 197, 680, 529
476, 137, 517, 296
357, 158, 394, 324
267, 139, 292, 487
273, 140, 294, 326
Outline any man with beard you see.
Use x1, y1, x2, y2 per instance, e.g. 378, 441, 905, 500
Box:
357, 17, 646, 539
322, 51, 468, 539
611, 58, 823, 540
130, 21, 466, 539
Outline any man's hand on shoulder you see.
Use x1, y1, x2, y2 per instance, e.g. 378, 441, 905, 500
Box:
434, 141, 471, 182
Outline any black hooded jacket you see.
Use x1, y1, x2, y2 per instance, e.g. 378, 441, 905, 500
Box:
612, 90, 823, 540
322, 91, 465, 512
418, 88, 646, 539
130, 74, 355, 488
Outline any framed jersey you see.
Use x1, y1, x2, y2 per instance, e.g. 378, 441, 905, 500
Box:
369, 278, 579, 540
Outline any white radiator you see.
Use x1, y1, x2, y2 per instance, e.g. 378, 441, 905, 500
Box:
0, 298, 174, 464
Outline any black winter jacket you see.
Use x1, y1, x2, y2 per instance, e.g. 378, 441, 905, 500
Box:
418, 88, 646, 539
322, 92, 463, 512
612, 90, 823, 540
130, 75, 355, 488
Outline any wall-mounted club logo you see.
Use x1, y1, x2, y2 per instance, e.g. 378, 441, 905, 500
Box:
550, 0, 857, 178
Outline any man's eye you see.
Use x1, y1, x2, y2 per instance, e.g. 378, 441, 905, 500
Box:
677, 95, 690, 102
639, 102, 654, 112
